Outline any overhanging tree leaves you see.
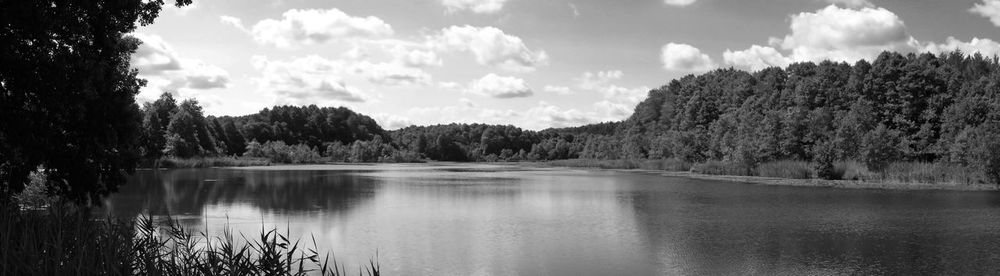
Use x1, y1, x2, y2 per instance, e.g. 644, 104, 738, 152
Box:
0, 0, 192, 204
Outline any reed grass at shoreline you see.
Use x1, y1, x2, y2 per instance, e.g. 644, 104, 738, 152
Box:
524, 159, 998, 191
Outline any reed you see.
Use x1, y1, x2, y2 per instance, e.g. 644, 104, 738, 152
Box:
691, 160, 755, 176
542, 159, 691, 171
755, 160, 816, 179
155, 156, 272, 168
838, 161, 986, 185
0, 200, 378, 276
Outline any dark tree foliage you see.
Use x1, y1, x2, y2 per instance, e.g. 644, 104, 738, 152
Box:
616, 51, 1000, 167
139, 93, 178, 159
237, 105, 389, 149
136, 101, 389, 160
0, 0, 191, 203
392, 124, 540, 161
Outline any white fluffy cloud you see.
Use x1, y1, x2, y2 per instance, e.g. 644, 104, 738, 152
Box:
924, 37, 1000, 57
776, 5, 919, 63
971, 0, 1000, 27
432, 25, 549, 72
660, 43, 716, 73
663, 0, 697, 7
468, 74, 533, 98
440, 0, 509, 14
570, 70, 649, 121
130, 33, 230, 100
723, 45, 792, 71
370, 113, 414, 130
387, 45, 443, 67
577, 70, 623, 90
824, 0, 873, 8
525, 102, 596, 128
226, 9, 393, 48
251, 55, 368, 104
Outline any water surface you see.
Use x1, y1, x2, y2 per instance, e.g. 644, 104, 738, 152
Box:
104, 163, 1000, 275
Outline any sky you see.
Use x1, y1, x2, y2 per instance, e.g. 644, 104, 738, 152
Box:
131, 0, 1000, 130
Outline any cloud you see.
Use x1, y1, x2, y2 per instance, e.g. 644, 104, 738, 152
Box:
229, 9, 393, 48
219, 16, 244, 30
440, 0, 509, 14
775, 5, 919, 63
130, 33, 230, 100
723, 45, 792, 71
370, 113, 414, 130
824, 0, 873, 8
924, 37, 1000, 57
432, 25, 549, 72
577, 70, 623, 90
663, 0, 697, 7
468, 73, 533, 98
251, 55, 368, 104
971, 0, 1000, 27
544, 85, 572, 95
526, 102, 595, 127
660, 43, 716, 72
567, 69, 649, 121
387, 45, 443, 67
350, 61, 432, 86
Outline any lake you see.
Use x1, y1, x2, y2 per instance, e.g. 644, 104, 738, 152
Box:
103, 163, 1000, 275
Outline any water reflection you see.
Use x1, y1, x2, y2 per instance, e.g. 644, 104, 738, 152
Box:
104, 164, 1000, 275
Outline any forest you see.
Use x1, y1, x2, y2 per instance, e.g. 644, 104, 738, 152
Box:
133, 51, 1000, 184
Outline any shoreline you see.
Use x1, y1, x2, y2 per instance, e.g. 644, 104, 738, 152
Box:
143, 158, 999, 192
514, 162, 1000, 192
655, 171, 999, 192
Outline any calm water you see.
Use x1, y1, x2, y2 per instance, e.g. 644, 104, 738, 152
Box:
103, 163, 1000, 275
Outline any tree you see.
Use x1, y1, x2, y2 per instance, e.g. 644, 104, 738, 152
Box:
861, 124, 902, 172
0, 0, 192, 203
140, 93, 178, 159
973, 123, 1000, 185
813, 139, 838, 180
163, 100, 213, 158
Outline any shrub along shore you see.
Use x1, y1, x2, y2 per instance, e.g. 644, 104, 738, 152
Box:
529, 159, 998, 191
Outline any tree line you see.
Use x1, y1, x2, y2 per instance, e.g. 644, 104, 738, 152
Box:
386, 51, 1000, 183
137, 93, 413, 163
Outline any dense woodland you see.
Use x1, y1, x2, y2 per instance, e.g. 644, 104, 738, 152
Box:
138, 94, 403, 163
135, 51, 1000, 183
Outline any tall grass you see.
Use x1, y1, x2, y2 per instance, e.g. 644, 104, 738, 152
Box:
755, 160, 815, 179
691, 161, 755, 176
539, 158, 988, 186
0, 200, 378, 275
156, 156, 272, 169
543, 159, 691, 171
838, 161, 986, 185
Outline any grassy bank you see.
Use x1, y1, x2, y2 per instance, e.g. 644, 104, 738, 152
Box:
0, 200, 379, 275
146, 156, 273, 169
532, 159, 997, 190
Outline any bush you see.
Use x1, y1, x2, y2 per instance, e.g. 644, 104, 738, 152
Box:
13, 171, 57, 210
973, 123, 1000, 185
860, 124, 902, 172
245, 141, 324, 164
812, 140, 839, 180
